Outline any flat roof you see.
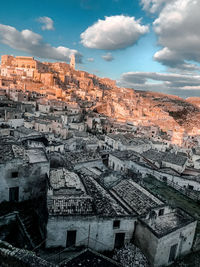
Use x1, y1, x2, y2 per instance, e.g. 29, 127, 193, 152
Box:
141, 208, 195, 237
26, 148, 48, 163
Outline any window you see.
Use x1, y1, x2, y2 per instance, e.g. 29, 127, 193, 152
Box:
12, 172, 18, 178
113, 220, 120, 229
158, 209, 164, 216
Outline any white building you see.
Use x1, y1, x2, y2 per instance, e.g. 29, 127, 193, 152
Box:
46, 168, 136, 250
0, 142, 49, 203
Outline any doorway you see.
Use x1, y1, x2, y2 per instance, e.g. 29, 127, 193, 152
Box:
66, 230, 76, 247
169, 243, 178, 262
9, 187, 19, 202
114, 233, 125, 249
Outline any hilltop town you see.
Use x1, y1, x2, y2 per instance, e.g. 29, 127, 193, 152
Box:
0, 55, 200, 267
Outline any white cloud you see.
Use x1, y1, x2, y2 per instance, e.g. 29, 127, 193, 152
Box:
101, 53, 114, 61
119, 71, 200, 91
140, 0, 173, 13
0, 23, 82, 63
152, 0, 200, 69
37, 16, 54, 31
87, 57, 94, 62
80, 15, 149, 50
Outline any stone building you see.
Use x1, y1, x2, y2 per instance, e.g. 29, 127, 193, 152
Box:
46, 168, 136, 251
46, 169, 197, 266
135, 207, 197, 266
142, 149, 188, 174
1, 55, 47, 72
105, 133, 151, 153
108, 150, 200, 191
0, 141, 49, 203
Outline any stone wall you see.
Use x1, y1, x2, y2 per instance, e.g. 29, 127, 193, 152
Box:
0, 159, 49, 202
46, 215, 136, 251
134, 220, 197, 267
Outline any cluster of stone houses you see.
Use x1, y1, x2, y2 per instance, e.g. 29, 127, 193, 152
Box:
0, 122, 198, 266
0, 55, 200, 266
46, 167, 196, 266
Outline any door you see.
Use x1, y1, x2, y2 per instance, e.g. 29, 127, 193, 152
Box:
66, 230, 76, 247
114, 233, 125, 249
169, 243, 178, 262
9, 187, 19, 202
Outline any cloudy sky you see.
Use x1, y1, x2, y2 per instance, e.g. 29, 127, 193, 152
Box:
1, 0, 200, 98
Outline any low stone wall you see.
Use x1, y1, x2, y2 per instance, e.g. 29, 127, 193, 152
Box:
0, 240, 55, 267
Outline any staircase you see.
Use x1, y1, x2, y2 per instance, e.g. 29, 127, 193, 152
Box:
18, 209, 44, 250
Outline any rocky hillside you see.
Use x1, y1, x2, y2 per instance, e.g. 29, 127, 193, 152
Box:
94, 87, 200, 133
186, 97, 200, 108
2, 59, 200, 137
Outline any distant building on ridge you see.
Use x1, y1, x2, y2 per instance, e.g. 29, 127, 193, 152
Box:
70, 54, 75, 70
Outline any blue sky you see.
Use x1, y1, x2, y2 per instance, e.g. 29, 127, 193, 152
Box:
1, 0, 200, 98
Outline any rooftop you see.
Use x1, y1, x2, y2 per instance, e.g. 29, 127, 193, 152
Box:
49, 168, 85, 192
65, 151, 101, 165
14, 126, 42, 137
110, 179, 163, 215
110, 150, 140, 162
26, 148, 48, 164
0, 143, 28, 163
107, 133, 151, 146
142, 149, 188, 167
48, 168, 94, 216
142, 208, 195, 237
78, 169, 130, 216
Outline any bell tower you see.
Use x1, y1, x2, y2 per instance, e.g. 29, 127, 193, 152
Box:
70, 54, 75, 70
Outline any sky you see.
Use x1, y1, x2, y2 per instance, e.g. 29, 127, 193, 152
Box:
1, 0, 200, 98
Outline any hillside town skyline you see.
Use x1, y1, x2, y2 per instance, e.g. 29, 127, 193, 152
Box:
1, 0, 200, 98
0, 1, 200, 266
0, 52, 199, 266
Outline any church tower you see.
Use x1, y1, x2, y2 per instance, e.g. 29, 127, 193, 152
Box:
70, 54, 75, 70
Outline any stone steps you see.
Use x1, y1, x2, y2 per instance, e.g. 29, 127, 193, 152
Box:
19, 210, 43, 249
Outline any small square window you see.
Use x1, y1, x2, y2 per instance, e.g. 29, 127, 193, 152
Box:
159, 209, 164, 216
113, 220, 120, 229
12, 172, 18, 178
